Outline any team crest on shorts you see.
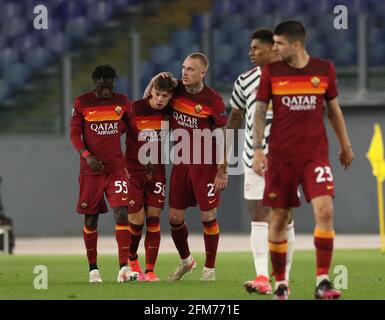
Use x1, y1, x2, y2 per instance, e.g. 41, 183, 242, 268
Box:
194, 104, 202, 114
268, 192, 277, 200
81, 202, 88, 208
129, 200, 136, 207
310, 76, 320, 87
115, 106, 122, 115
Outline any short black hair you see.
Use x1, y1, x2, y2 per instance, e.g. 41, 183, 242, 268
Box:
251, 28, 274, 45
274, 20, 306, 44
92, 64, 118, 80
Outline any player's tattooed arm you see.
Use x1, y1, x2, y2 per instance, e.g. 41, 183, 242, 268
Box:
252, 101, 268, 150
252, 101, 268, 176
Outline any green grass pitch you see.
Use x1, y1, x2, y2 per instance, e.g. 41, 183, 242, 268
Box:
0, 249, 384, 300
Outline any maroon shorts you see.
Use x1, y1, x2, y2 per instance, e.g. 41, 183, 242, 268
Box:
263, 157, 335, 208
126, 169, 166, 213
169, 165, 220, 211
77, 171, 130, 214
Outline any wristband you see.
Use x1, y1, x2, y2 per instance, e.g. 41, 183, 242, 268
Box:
81, 150, 91, 159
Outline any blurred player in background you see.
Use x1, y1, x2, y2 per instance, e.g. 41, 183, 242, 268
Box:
70, 64, 138, 283
124, 74, 177, 281
228, 28, 295, 295
253, 20, 355, 300
146, 52, 228, 281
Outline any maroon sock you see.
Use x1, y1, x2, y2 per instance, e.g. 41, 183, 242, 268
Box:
115, 222, 130, 266
129, 223, 143, 261
314, 229, 335, 276
83, 225, 98, 265
269, 240, 287, 282
145, 217, 161, 272
202, 219, 220, 268
170, 221, 190, 259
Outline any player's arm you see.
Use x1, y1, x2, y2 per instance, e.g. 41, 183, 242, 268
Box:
143, 72, 175, 98
326, 97, 355, 169
212, 96, 229, 193
252, 65, 271, 176
70, 101, 104, 171
252, 101, 268, 176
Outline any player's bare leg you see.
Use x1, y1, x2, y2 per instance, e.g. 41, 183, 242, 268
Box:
84, 215, 102, 283
142, 206, 162, 281
127, 207, 146, 280
200, 208, 219, 281
168, 208, 196, 280
244, 200, 272, 293
113, 206, 138, 282
312, 195, 341, 299
269, 208, 290, 300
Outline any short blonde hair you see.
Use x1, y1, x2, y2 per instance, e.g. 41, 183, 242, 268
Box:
187, 52, 209, 70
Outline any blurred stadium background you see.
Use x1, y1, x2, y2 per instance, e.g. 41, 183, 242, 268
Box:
0, 0, 384, 240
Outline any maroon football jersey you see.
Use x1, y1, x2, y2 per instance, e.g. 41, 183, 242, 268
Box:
169, 81, 227, 168
256, 57, 338, 163
71, 91, 132, 175
125, 98, 169, 171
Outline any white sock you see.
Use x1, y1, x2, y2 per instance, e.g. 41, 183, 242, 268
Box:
182, 255, 192, 266
250, 221, 269, 278
275, 280, 288, 290
316, 274, 329, 286
285, 221, 295, 281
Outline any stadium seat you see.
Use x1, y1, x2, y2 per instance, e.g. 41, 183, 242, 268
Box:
0, 79, 10, 102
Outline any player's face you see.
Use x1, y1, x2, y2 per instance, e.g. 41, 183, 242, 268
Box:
150, 87, 172, 110
182, 57, 206, 86
272, 35, 296, 61
249, 39, 274, 67
94, 78, 115, 98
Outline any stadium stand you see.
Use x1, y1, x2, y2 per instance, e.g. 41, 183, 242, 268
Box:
0, 0, 384, 133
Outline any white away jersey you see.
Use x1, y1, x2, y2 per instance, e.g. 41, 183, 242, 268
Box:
229, 66, 273, 168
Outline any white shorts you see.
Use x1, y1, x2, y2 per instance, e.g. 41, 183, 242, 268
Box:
243, 163, 265, 200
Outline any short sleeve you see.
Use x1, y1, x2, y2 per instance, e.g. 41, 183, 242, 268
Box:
229, 77, 246, 110
325, 62, 338, 100
212, 95, 227, 127
70, 97, 83, 127
256, 65, 272, 102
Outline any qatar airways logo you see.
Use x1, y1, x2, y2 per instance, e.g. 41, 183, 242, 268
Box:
282, 95, 317, 111
90, 122, 118, 135
173, 111, 198, 129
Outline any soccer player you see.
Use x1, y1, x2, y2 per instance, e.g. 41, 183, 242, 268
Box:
146, 52, 228, 281
252, 20, 355, 300
228, 28, 295, 295
124, 75, 177, 281
70, 64, 139, 283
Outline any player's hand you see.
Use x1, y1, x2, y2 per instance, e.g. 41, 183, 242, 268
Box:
145, 163, 155, 180
214, 164, 228, 192
143, 72, 170, 98
339, 145, 355, 169
252, 149, 267, 177
85, 154, 104, 172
